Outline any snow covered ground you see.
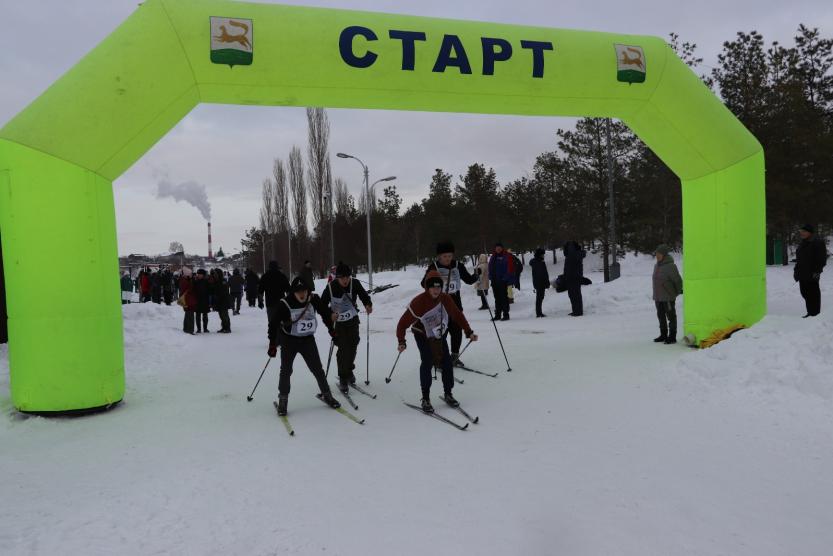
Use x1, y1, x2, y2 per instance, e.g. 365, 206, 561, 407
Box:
2, 254, 832, 555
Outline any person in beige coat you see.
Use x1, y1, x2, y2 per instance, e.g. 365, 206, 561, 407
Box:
475, 254, 490, 310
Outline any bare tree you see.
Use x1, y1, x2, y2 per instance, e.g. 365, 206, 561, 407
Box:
288, 145, 307, 244
259, 178, 276, 234
357, 186, 376, 215
333, 177, 353, 219
306, 107, 332, 272
272, 158, 289, 234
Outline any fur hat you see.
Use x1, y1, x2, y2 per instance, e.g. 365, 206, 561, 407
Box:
436, 241, 455, 255
424, 270, 444, 290
800, 223, 816, 234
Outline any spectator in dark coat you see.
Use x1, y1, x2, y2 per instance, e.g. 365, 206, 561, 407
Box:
259, 261, 291, 343
161, 269, 174, 306
120, 272, 133, 305
529, 248, 550, 317
179, 271, 198, 334
794, 224, 828, 317
193, 269, 211, 333
244, 269, 260, 307
652, 244, 683, 344
229, 268, 244, 315
563, 241, 585, 316
212, 269, 232, 333
488, 243, 515, 321
151, 271, 163, 304
299, 260, 316, 293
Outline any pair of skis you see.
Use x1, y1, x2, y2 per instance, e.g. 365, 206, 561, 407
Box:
403, 396, 479, 431
273, 389, 371, 436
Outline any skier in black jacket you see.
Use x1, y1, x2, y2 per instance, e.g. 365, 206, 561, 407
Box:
259, 261, 291, 344
268, 276, 340, 416
320, 262, 373, 392
529, 248, 550, 317
794, 224, 828, 317
420, 241, 479, 367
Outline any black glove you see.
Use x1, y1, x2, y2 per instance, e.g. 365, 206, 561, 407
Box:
813, 273, 821, 281
267, 344, 277, 358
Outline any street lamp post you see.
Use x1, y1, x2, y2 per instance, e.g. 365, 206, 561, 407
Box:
336, 152, 395, 289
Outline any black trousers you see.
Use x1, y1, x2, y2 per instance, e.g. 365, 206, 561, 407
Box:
799, 279, 821, 316
414, 333, 454, 398
278, 332, 330, 396
217, 309, 231, 331
567, 284, 583, 315
246, 291, 257, 307
335, 318, 361, 383
655, 300, 677, 337
232, 292, 243, 313
183, 310, 195, 333
535, 289, 546, 316
196, 311, 209, 331
491, 280, 510, 316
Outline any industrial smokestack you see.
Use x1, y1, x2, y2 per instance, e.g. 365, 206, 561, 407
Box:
208, 222, 213, 259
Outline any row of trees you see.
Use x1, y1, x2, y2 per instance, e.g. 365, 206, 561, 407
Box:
243, 27, 833, 278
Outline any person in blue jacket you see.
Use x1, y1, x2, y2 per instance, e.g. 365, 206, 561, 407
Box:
488, 243, 515, 321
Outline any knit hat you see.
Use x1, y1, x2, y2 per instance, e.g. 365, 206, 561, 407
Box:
654, 244, 670, 256
335, 262, 352, 278
424, 270, 444, 290
290, 276, 309, 293
800, 223, 815, 234
436, 241, 455, 255
534, 247, 546, 257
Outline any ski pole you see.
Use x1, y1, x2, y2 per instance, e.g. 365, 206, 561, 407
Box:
246, 358, 272, 401
484, 298, 512, 372
384, 351, 403, 384
365, 313, 371, 385
452, 339, 473, 366
325, 339, 335, 378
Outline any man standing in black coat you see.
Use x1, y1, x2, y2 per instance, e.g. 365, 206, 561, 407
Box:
259, 261, 291, 344
529, 248, 550, 318
193, 269, 212, 333
563, 241, 585, 316
213, 269, 232, 333
794, 224, 828, 317
244, 269, 260, 307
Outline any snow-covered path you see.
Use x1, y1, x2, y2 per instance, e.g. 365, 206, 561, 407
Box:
2, 256, 832, 555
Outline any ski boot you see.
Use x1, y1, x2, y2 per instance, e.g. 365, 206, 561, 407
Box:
420, 398, 434, 413
338, 380, 349, 394
277, 395, 288, 416
321, 390, 341, 409
501, 314, 510, 321
664, 336, 677, 345
653, 335, 667, 343
491, 312, 503, 322
451, 354, 465, 368
443, 392, 460, 408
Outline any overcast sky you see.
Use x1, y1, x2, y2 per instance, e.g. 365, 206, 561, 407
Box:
2, 0, 831, 256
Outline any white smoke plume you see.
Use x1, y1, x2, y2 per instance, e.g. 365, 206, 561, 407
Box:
156, 179, 212, 221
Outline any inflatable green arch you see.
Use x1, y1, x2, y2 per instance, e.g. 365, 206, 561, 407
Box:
0, 0, 765, 412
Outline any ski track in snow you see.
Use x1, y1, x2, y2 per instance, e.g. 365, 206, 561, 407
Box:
2, 254, 832, 555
